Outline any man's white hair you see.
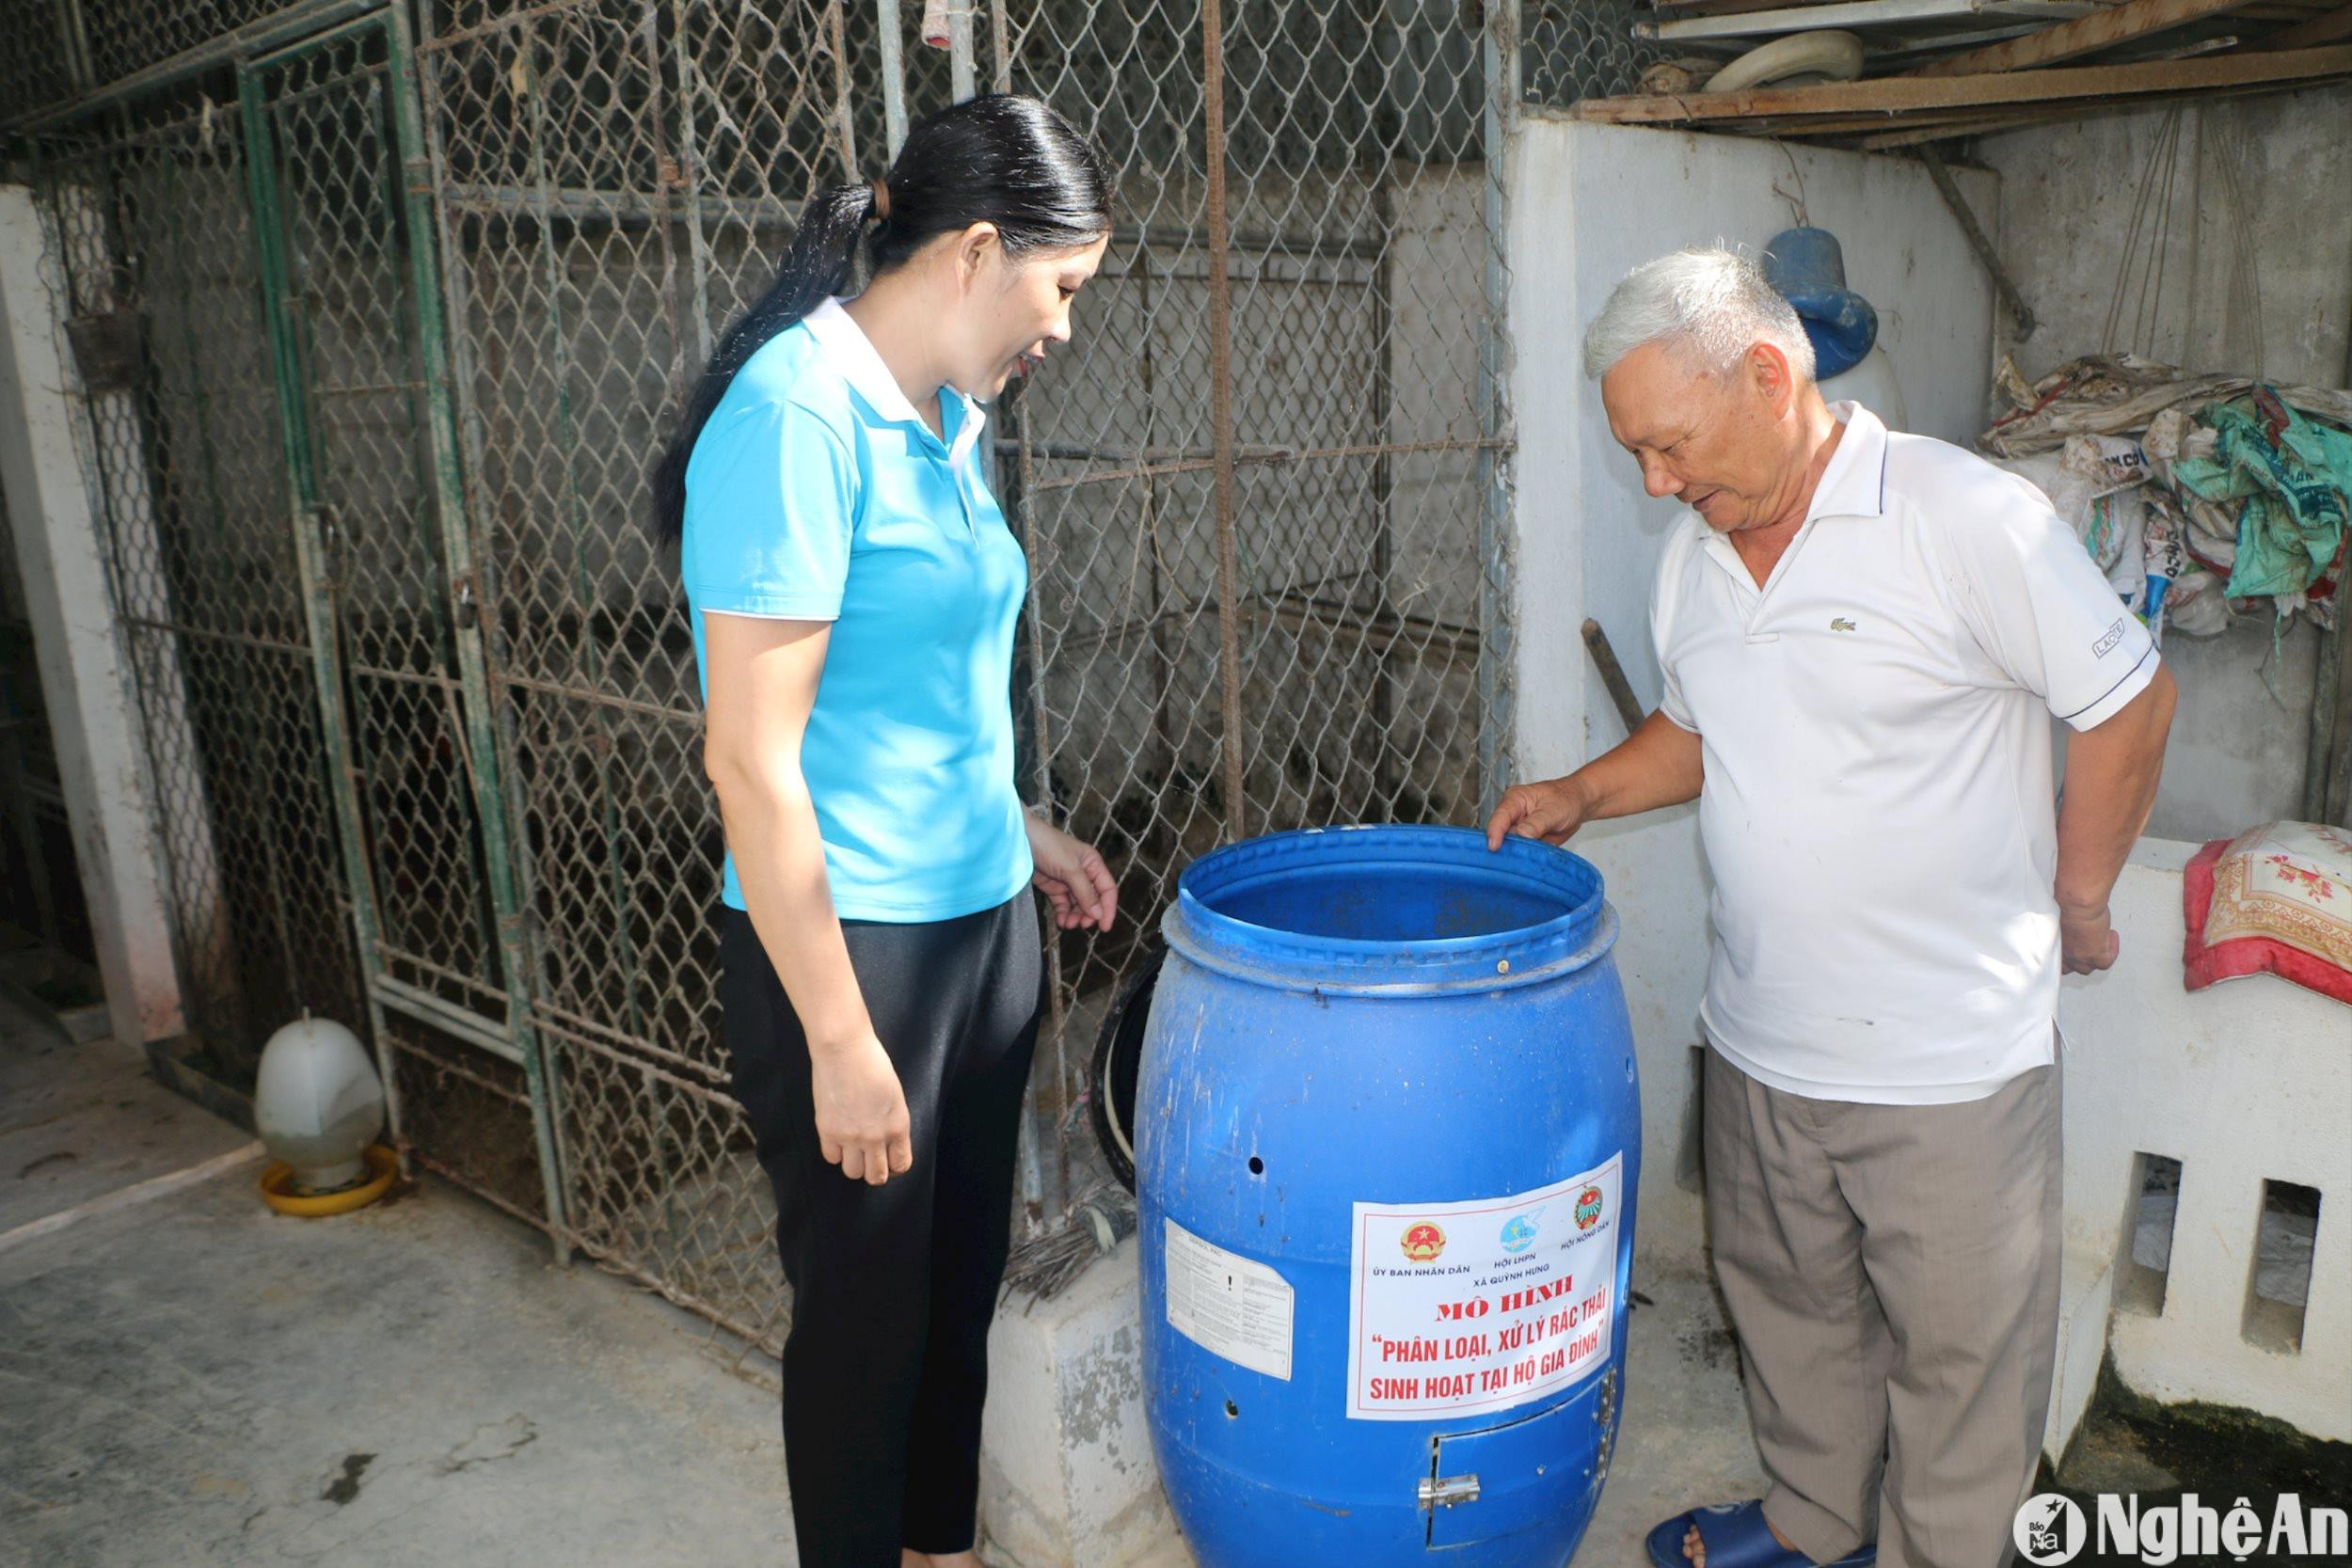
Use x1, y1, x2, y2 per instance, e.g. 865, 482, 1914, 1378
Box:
1581, 246, 1816, 384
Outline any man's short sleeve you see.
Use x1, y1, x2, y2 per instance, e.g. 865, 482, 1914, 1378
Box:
1937, 466, 2158, 731
1650, 523, 1701, 733
682, 398, 859, 621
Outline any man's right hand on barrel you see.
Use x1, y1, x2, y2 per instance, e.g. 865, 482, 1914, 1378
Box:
1485, 710, 1705, 852
1486, 776, 1596, 849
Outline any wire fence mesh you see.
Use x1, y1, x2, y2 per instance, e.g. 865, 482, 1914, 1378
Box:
29, 78, 370, 1080
5, 0, 1655, 1357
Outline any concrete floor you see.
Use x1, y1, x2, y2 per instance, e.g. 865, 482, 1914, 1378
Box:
2, 988, 1761, 1568
0, 995, 793, 1568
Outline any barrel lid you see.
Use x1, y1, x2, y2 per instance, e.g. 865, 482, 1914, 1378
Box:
1162, 825, 1617, 994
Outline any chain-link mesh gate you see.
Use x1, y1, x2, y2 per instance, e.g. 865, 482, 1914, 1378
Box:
8, 0, 1657, 1359
237, 9, 568, 1231
27, 73, 369, 1084
17, 9, 566, 1234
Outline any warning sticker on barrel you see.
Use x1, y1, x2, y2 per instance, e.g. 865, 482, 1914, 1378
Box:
1344, 1153, 1622, 1421
1165, 1218, 1295, 1382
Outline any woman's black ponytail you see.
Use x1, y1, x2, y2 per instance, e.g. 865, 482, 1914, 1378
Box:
649, 94, 1113, 546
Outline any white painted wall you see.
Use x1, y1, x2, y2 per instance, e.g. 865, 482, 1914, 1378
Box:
1979, 86, 2352, 842
1506, 117, 1999, 1260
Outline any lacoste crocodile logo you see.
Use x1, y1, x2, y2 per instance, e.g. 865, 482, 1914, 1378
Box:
1830, 617, 1857, 632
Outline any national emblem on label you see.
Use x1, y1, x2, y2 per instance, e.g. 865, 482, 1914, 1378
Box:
1574, 1186, 1604, 1230
1399, 1222, 1447, 1262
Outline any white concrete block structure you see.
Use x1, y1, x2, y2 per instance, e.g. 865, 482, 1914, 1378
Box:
2053, 842, 2350, 1449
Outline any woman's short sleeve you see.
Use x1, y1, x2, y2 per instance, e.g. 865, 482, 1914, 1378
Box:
682, 398, 860, 621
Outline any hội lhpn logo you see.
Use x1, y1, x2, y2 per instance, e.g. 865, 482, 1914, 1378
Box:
1499, 1209, 1544, 1255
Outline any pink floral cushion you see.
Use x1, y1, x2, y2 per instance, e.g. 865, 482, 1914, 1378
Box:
2184, 821, 2352, 1006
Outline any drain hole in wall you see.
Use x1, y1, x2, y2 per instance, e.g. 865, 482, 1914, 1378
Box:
2243, 1180, 2321, 1354
2116, 1152, 2181, 1317
1225, 1400, 1239, 1419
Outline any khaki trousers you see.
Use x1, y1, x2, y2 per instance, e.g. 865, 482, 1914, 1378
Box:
1702, 1045, 2062, 1568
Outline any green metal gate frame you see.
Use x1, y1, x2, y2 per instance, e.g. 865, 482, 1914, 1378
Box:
235, 5, 568, 1251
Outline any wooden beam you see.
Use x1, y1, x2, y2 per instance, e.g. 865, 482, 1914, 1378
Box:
1844, 76, 2298, 144
1875, 24, 2059, 55
1908, 0, 2259, 75
1563, 42, 2352, 120
2120, 32, 2243, 59
2251, 5, 2352, 49
1716, 107, 2010, 134
1852, 111, 2068, 146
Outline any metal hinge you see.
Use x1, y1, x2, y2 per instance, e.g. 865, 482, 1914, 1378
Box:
1420, 1473, 1481, 1512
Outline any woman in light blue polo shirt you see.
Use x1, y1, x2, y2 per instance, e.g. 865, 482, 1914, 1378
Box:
649, 96, 1118, 1568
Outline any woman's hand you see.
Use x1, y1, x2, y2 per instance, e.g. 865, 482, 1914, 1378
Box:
809, 1032, 914, 1185
1026, 815, 1119, 931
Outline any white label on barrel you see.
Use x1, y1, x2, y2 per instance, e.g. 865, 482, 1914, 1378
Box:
1164, 1219, 1295, 1382
1344, 1152, 1622, 1421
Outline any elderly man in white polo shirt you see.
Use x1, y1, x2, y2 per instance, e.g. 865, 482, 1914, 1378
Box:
1487, 248, 2176, 1568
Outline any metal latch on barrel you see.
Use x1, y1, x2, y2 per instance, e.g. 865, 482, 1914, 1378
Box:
1419, 1473, 1481, 1511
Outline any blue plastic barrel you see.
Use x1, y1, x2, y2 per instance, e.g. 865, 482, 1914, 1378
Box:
1137, 825, 1640, 1568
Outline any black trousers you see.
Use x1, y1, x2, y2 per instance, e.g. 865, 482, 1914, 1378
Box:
719, 894, 1042, 1568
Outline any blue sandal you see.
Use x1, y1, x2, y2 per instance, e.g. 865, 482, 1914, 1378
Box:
1644, 1499, 1878, 1568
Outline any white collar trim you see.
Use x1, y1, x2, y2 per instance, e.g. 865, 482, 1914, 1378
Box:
803, 296, 986, 465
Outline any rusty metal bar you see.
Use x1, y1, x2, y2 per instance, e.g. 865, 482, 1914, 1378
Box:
388, 1035, 529, 1104
879, 0, 908, 159
1477, 0, 1520, 819
948, 0, 977, 100
827, 2, 860, 178
117, 617, 310, 657
374, 974, 523, 1065
413, 0, 605, 55
439, 182, 803, 227
491, 669, 702, 727
664, 1, 716, 368
1200, 0, 1246, 843
1920, 146, 2036, 339
1023, 436, 1510, 495
1051, 582, 1477, 665
528, 1001, 735, 1094
1581, 619, 1646, 736
1012, 383, 1064, 1227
